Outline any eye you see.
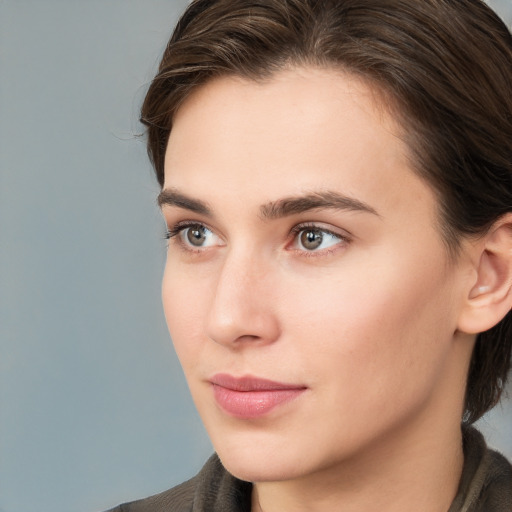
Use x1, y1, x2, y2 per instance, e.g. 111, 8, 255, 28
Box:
183, 225, 209, 247
291, 225, 345, 253
166, 222, 222, 250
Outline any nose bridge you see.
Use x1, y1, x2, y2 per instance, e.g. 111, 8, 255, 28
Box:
206, 244, 279, 347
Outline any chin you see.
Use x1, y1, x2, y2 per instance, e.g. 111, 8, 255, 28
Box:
217, 449, 303, 483
211, 430, 328, 483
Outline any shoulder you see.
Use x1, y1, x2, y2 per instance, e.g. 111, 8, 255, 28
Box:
106, 454, 252, 512
105, 476, 196, 512
476, 447, 512, 511
450, 427, 512, 512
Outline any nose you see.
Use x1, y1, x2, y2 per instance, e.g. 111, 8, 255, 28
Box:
205, 250, 280, 348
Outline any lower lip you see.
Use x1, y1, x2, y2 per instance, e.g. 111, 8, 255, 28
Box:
212, 385, 305, 419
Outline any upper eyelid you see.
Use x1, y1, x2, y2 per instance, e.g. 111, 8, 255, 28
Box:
166, 221, 225, 250
290, 222, 352, 240
287, 223, 353, 254
165, 219, 352, 245
167, 219, 216, 236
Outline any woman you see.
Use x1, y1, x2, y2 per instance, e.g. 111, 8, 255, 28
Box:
109, 0, 512, 510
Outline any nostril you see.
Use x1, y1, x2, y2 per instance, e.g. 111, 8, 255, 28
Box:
206, 308, 280, 348
235, 334, 262, 343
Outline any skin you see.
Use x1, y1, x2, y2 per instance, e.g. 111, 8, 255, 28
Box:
160, 67, 479, 512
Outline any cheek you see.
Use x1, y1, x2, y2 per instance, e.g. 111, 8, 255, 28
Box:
279, 247, 457, 388
161, 262, 211, 364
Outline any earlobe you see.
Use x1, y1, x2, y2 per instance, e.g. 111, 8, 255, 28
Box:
457, 215, 512, 334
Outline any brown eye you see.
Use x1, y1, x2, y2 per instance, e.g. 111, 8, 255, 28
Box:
185, 225, 207, 246
294, 226, 343, 252
168, 222, 223, 251
300, 229, 324, 250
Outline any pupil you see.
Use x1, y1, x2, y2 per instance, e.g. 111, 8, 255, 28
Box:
187, 226, 206, 246
301, 229, 323, 250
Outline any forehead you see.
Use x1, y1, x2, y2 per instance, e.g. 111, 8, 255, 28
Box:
164, 66, 439, 231
167, 68, 403, 174
171, 67, 399, 143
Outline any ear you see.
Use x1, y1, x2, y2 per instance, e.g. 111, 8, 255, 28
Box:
457, 214, 512, 334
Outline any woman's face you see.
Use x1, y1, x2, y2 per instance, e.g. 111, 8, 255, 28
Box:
160, 67, 473, 482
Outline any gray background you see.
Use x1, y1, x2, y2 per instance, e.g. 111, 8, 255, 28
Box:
1, 1, 511, 511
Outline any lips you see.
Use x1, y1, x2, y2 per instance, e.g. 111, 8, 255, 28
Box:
210, 374, 307, 419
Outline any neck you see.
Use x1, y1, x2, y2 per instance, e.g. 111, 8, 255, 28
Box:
251, 331, 475, 512
252, 407, 465, 512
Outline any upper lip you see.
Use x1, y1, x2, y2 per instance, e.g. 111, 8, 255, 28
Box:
210, 373, 306, 391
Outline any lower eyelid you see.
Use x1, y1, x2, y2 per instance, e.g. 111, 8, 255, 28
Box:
288, 231, 349, 255
173, 223, 225, 251
166, 221, 349, 256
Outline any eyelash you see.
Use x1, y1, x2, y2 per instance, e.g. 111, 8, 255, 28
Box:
289, 223, 350, 256
164, 221, 213, 253
164, 221, 351, 255
165, 221, 200, 240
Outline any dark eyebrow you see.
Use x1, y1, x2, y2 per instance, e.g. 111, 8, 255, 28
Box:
260, 191, 380, 219
157, 188, 379, 220
157, 188, 212, 216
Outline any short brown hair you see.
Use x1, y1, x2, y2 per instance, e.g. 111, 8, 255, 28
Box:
141, 0, 512, 424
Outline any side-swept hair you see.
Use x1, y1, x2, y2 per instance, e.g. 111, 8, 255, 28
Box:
141, 0, 512, 424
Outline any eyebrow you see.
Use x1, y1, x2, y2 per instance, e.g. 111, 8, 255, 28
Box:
158, 188, 212, 216
260, 191, 380, 219
157, 188, 379, 219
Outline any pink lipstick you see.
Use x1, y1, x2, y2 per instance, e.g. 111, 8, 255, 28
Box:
210, 374, 306, 419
